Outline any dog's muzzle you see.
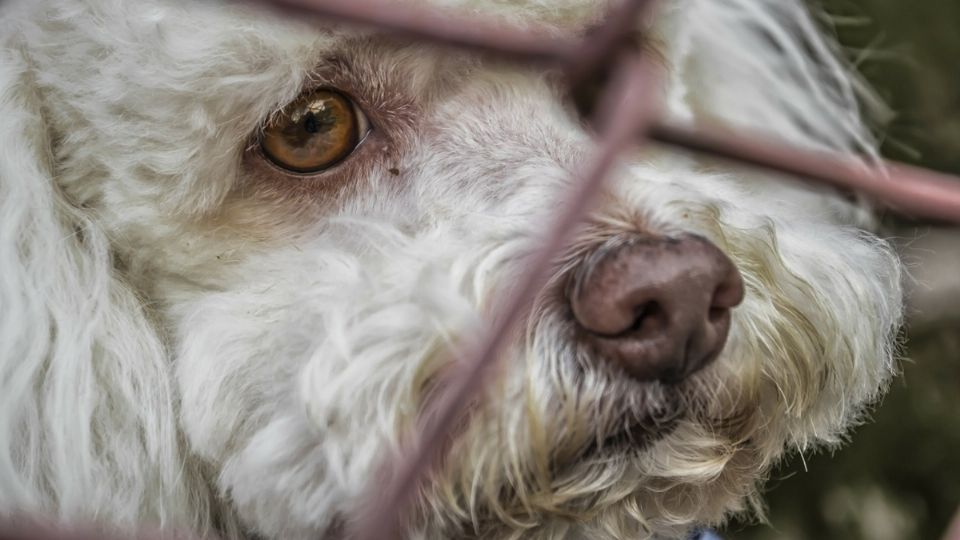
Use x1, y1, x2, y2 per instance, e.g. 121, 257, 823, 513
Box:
568, 234, 744, 383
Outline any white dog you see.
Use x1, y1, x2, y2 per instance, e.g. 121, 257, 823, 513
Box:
0, 0, 903, 538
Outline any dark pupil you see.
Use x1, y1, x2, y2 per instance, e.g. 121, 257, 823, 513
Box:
303, 110, 335, 134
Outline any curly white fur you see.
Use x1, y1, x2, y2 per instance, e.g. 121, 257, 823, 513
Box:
0, 0, 902, 538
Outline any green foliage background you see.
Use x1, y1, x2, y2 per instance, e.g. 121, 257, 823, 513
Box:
726, 2, 960, 539
825, 0, 960, 173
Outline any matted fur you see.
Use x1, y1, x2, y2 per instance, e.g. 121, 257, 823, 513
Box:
0, 0, 902, 538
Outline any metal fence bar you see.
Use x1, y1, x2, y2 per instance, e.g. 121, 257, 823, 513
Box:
648, 122, 960, 222
248, 0, 960, 225
235, 0, 960, 538
5, 0, 960, 538
0, 522, 168, 540
349, 54, 662, 540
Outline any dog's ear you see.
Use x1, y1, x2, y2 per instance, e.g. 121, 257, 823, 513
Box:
658, 0, 885, 227
664, 0, 884, 155
0, 31, 205, 527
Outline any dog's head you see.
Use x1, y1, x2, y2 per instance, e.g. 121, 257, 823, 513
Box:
0, 0, 902, 538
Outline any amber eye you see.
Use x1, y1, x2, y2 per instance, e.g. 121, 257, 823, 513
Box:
261, 89, 368, 173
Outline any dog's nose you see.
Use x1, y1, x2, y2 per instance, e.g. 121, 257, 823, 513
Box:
569, 234, 744, 383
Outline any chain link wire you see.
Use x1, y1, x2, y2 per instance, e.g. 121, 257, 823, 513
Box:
5, 0, 960, 538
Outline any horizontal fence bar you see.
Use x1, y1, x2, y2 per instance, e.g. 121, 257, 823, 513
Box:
649, 122, 960, 223
246, 0, 960, 225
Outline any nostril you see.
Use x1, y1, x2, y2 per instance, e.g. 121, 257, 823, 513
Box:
707, 306, 727, 323
625, 301, 664, 338
568, 233, 745, 383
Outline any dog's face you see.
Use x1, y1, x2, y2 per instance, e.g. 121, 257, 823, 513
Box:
1, 0, 903, 538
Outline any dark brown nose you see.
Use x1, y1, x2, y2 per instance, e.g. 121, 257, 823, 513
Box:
569, 234, 744, 383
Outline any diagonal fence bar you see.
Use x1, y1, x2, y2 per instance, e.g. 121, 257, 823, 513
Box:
347, 53, 663, 540
236, 0, 960, 538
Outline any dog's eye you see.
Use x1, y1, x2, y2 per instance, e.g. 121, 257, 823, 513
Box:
261, 89, 369, 173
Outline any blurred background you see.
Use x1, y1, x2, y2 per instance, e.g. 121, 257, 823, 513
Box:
727, 1, 960, 539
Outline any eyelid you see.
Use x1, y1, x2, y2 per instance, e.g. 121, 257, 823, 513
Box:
353, 97, 372, 139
